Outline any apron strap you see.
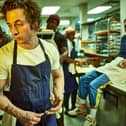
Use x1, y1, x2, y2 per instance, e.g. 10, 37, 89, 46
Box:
38, 39, 49, 60
13, 41, 17, 64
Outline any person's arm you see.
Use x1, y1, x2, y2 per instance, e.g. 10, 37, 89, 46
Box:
60, 46, 85, 66
118, 59, 126, 68
52, 68, 64, 101
62, 52, 85, 66
45, 68, 64, 115
0, 80, 43, 126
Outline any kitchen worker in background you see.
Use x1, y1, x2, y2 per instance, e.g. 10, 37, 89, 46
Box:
78, 18, 126, 126
63, 27, 83, 116
118, 18, 126, 57
47, 14, 67, 55
0, 0, 64, 126
46, 14, 67, 126
124, 19, 126, 32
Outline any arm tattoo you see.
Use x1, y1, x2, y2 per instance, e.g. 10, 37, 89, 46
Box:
4, 103, 15, 115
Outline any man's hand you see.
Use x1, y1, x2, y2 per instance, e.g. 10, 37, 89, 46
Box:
75, 59, 87, 67
0, 95, 43, 126
18, 110, 44, 126
45, 90, 63, 115
119, 60, 126, 68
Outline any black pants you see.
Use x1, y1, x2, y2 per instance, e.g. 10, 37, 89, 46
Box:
63, 89, 77, 111
56, 108, 64, 126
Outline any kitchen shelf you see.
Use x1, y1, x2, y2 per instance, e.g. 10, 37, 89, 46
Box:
94, 29, 120, 36
81, 39, 97, 44
94, 17, 121, 56
80, 16, 121, 67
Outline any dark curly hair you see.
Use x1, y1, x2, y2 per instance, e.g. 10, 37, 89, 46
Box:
47, 14, 60, 26
1, 0, 41, 31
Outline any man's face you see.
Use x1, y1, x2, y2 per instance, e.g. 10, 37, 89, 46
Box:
47, 19, 59, 31
68, 32, 75, 41
6, 8, 35, 44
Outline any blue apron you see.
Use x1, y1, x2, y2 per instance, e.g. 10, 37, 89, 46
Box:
118, 35, 126, 58
63, 48, 78, 93
9, 40, 57, 126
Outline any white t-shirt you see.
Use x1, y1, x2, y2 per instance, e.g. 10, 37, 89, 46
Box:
66, 39, 76, 74
67, 39, 73, 57
0, 39, 60, 89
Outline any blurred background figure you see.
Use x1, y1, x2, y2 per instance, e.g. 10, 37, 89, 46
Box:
124, 19, 126, 33
46, 14, 67, 55
118, 19, 126, 57
63, 27, 83, 116
46, 14, 67, 126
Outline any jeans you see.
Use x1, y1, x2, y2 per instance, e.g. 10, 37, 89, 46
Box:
78, 70, 110, 107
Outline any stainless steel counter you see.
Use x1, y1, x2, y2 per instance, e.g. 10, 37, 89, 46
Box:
96, 83, 126, 126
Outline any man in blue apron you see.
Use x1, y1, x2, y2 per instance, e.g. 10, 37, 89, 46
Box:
0, 0, 64, 126
62, 27, 83, 115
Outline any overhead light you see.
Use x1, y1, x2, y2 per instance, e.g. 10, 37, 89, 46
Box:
87, 17, 101, 22
87, 18, 95, 22
60, 20, 70, 25
88, 6, 112, 14
41, 6, 60, 15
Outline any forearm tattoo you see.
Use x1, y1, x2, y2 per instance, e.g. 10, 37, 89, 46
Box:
4, 103, 15, 116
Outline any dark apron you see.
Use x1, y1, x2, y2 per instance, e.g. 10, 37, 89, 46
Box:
118, 35, 126, 58
63, 48, 78, 93
9, 40, 57, 126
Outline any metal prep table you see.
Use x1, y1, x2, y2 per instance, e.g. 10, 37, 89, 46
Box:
96, 82, 126, 126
